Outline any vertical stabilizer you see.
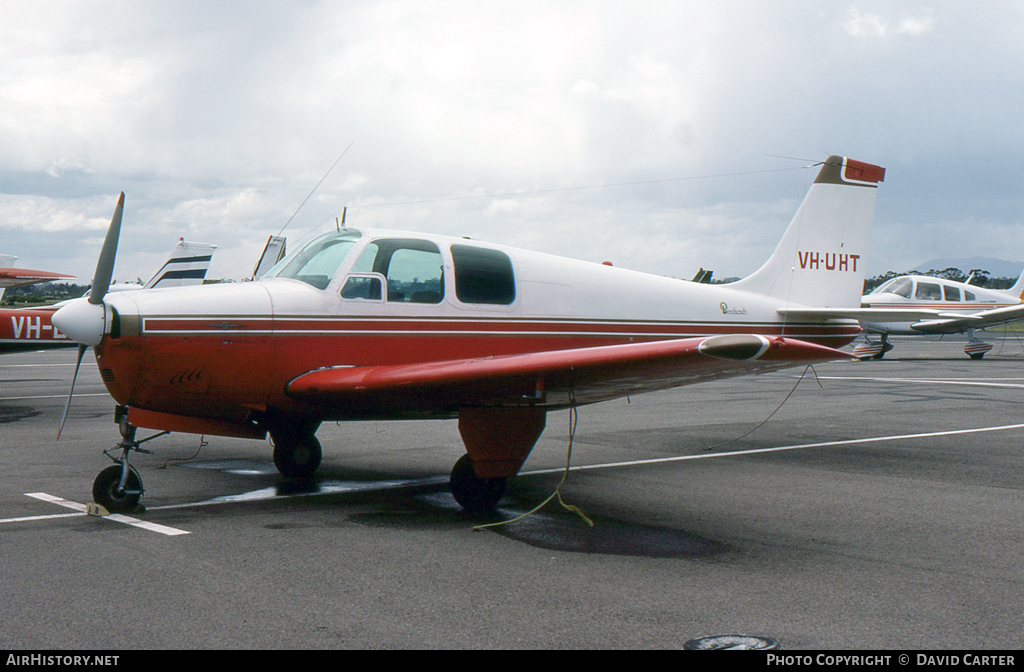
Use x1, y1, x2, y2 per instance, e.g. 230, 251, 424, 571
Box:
252, 235, 287, 280
730, 156, 884, 308
144, 240, 218, 289
998, 270, 1024, 300
0, 256, 14, 302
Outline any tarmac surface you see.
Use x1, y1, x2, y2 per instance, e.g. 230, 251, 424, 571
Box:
2, 335, 1023, 650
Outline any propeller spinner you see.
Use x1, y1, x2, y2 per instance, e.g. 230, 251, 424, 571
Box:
53, 192, 124, 439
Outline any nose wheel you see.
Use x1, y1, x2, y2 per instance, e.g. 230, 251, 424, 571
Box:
93, 464, 143, 512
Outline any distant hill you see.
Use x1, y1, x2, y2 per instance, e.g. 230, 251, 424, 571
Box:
911, 257, 1024, 279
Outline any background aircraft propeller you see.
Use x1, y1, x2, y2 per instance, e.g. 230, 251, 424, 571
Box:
54, 192, 124, 439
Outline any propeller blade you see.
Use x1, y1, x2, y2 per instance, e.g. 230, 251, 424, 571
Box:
89, 192, 124, 306
57, 344, 89, 440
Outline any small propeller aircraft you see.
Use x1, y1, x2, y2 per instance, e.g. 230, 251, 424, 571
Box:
850, 274, 1024, 359
1, 239, 216, 355
52, 155, 884, 514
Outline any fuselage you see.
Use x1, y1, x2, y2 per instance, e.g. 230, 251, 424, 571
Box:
861, 275, 1022, 334
92, 228, 860, 427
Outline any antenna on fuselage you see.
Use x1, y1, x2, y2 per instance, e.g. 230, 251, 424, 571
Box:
276, 142, 353, 237
336, 206, 347, 231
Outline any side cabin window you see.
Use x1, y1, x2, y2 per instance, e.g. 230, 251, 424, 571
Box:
965, 289, 976, 301
915, 281, 942, 301
943, 286, 961, 301
340, 274, 383, 301
451, 244, 515, 305
349, 239, 444, 304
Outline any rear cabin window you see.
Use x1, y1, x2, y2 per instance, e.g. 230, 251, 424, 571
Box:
350, 239, 444, 304
451, 244, 515, 305
944, 286, 961, 301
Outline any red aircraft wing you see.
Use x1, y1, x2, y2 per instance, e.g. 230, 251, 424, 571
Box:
286, 334, 850, 413
0, 268, 75, 288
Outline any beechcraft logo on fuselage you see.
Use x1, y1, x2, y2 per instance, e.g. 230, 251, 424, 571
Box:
797, 251, 860, 272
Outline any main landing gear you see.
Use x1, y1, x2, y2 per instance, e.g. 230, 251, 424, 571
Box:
852, 334, 894, 360
449, 406, 547, 514
964, 328, 993, 360
270, 425, 323, 479
449, 454, 507, 513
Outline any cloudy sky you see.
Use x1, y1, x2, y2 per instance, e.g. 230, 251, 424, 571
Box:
2, 1, 1024, 285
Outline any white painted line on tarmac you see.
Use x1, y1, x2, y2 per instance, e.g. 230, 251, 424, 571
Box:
20, 492, 189, 536
522, 422, 1024, 476
0, 393, 110, 401
814, 375, 1024, 390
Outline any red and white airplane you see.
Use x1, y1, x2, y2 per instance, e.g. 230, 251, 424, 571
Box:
1, 239, 216, 355
52, 155, 884, 514
851, 274, 1024, 359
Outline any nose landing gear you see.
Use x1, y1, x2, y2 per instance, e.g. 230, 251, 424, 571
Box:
91, 410, 167, 513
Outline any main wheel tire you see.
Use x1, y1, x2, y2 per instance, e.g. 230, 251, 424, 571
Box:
272, 432, 322, 478
450, 454, 506, 513
969, 352, 985, 360
93, 464, 143, 513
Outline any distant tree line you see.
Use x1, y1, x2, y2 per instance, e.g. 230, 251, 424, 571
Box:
863, 268, 1019, 293
0, 282, 89, 307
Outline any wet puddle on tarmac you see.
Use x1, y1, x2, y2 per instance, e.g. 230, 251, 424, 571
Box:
351, 493, 726, 558
0, 405, 40, 423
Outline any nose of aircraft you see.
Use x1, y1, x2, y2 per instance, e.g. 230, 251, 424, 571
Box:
52, 298, 107, 347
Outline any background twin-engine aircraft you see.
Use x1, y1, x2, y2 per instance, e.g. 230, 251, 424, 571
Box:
0, 239, 216, 355
49, 155, 885, 514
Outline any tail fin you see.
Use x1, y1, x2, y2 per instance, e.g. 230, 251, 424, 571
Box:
0, 256, 14, 302
729, 155, 884, 308
144, 239, 218, 289
998, 270, 1024, 300
252, 235, 287, 280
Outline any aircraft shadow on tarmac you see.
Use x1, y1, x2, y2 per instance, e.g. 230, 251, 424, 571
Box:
175, 458, 727, 559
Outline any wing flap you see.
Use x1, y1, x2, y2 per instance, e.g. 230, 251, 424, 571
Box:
286, 334, 851, 412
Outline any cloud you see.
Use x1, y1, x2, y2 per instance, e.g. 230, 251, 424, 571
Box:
0, 1, 1021, 284
841, 6, 936, 38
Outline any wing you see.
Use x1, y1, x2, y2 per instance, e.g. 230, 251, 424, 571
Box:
779, 305, 1024, 334
285, 334, 850, 416
907, 303, 1024, 333
0, 268, 76, 289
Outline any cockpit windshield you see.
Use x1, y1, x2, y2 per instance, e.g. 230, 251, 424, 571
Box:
871, 277, 912, 298
263, 230, 362, 289
870, 279, 898, 294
